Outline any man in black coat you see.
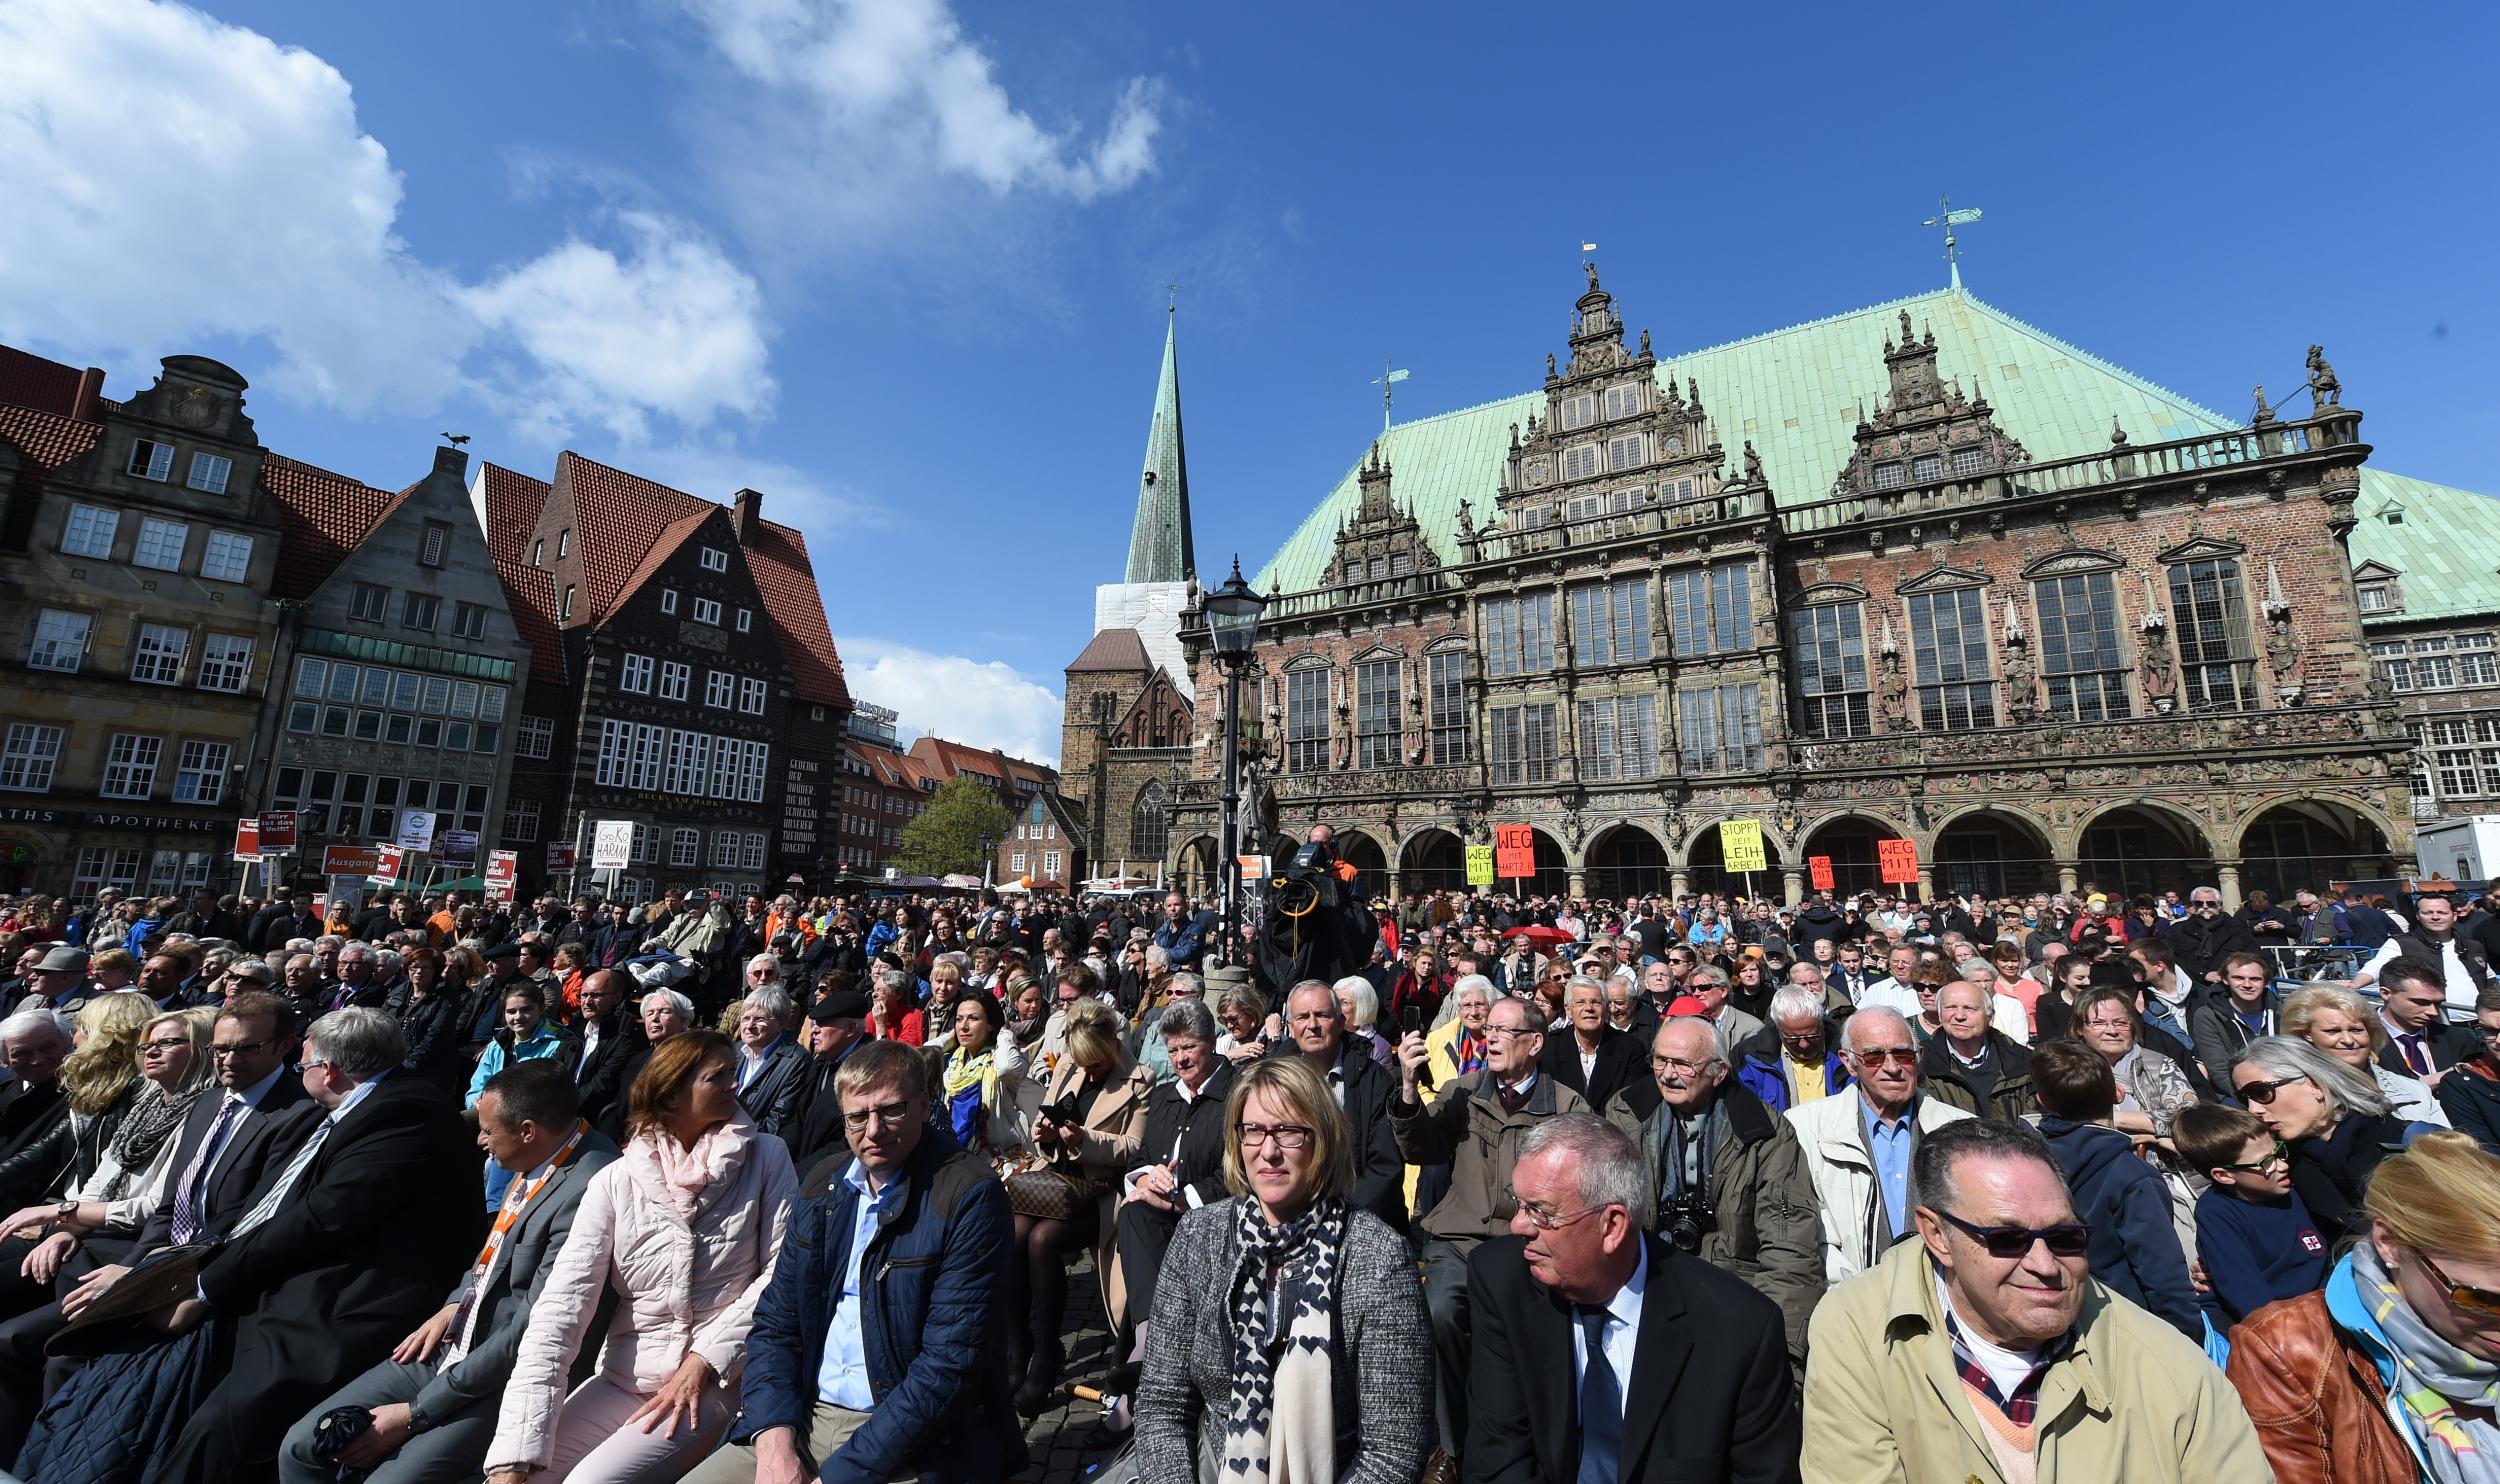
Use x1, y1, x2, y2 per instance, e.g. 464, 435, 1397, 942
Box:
246, 889, 319, 955
784, 990, 871, 1178
163, 888, 245, 946
1464, 1113, 1800, 1484
2167, 888, 2259, 987
1269, 981, 1404, 1228
146, 1007, 479, 1482
1110, 1003, 1236, 1340
1540, 976, 1648, 1119
569, 969, 647, 1134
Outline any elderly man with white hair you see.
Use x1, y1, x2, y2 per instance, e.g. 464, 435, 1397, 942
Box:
1784, 1006, 1972, 1283
733, 985, 806, 1136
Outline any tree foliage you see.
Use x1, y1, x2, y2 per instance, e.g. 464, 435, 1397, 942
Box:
891, 775, 1016, 878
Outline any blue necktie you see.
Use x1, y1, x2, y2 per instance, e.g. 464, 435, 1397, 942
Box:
1577, 1304, 1621, 1484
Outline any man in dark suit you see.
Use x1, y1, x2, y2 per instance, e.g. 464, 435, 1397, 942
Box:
1540, 976, 1647, 1118
140, 1007, 478, 1482
568, 970, 646, 1134
275, 1060, 618, 1484
1269, 981, 1404, 1227
1464, 1112, 1801, 1484
784, 989, 870, 1178
2375, 956, 2479, 1080
733, 987, 809, 1138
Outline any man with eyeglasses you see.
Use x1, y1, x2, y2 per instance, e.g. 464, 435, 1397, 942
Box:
2169, 886, 2260, 988
1602, 1016, 1823, 1369
1785, 1007, 1971, 1283
688, 1038, 1023, 1484
1802, 1119, 2265, 1481
0, 993, 321, 1453
1393, 996, 1586, 1464
1465, 1113, 1800, 1484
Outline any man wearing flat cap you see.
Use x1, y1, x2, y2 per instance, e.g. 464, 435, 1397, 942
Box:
786, 988, 873, 1176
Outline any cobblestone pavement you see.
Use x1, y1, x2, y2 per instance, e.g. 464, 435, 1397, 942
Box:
1018, 1255, 1129, 1484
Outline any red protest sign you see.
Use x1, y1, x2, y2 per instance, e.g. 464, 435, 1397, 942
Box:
321, 844, 382, 877
1494, 824, 1536, 880
1878, 838, 1920, 885
368, 844, 405, 886
485, 849, 519, 904
256, 810, 298, 852
546, 843, 578, 874
234, 819, 261, 860
1808, 855, 1835, 892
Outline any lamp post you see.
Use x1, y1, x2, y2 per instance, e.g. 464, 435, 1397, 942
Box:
1207, 557, 1268, 968
978, 830, 994, 890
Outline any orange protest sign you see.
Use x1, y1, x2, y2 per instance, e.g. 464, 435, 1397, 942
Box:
1808, 856, 1835, 892
1494, 824, 1536, 880
1878, 838, 1920, 885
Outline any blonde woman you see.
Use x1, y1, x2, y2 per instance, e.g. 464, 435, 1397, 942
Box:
0, 993, 158, 1277
2283, 984, 2449, 1128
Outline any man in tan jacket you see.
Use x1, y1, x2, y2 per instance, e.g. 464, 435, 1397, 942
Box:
1802, 1118, 2268, 1483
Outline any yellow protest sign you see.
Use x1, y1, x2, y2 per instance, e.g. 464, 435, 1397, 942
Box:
1465, 844, 1496, 887
1719, 818, 1767, 873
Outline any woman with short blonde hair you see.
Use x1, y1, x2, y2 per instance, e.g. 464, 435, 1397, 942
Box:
2283, 983, 2448, 1127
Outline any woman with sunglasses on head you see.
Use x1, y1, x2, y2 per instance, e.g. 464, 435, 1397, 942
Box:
2226, 1130, 2500, 1483
1133, 1054, 1430, 1484
2232, 1035, 2422, 1241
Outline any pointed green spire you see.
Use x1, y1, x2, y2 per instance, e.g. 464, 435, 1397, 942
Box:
1125, 308, 1194, 584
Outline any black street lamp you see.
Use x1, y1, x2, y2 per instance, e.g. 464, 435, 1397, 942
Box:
1207, 556, 1268, 967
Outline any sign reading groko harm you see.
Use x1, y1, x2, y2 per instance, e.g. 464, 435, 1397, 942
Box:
590, 820, 634, 871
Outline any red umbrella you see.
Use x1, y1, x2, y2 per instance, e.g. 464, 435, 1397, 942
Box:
1501, 924, 1577, 949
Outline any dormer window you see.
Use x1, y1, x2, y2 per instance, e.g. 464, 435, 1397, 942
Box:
1872, 461, 1906, 491
701, 547, 729, 572
2358, 584, 2396, 614
1911, 453, 1942, 483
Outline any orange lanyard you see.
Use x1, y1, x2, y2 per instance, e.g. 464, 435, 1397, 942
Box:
470, 1122, 586, 1274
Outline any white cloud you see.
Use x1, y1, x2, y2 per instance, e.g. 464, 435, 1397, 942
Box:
838, 638, 1063, 766
673, 0, 1162, 260
463, 211, 775, 443
0, 0, 774, 440
624, 440, 890, 535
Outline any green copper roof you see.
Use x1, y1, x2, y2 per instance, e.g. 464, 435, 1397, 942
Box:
1254, 285, 2492, 596
1127, 310, 1195, 584
2350, 469, 2500, 627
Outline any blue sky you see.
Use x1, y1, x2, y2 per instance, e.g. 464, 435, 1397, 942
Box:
3, 0, 2493, 764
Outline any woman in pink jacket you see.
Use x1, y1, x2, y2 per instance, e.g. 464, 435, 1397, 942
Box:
485, 1029, 797, 1484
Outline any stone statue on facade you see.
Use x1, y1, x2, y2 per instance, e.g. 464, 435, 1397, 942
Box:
1584, 260, 1602, 293
1742, 440, 1763, 484
2251, 384, 2274, 423
2140, 633, 2178, 711
1877, 653, 1912, 731
2266, 609, 2304, 703
2307, 345, 2342, 407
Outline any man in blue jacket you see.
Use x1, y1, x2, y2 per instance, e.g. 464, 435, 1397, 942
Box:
1150, 890, 1215, 971
686, 1039, 1023, 1484
2030, 1037, 2202, 1341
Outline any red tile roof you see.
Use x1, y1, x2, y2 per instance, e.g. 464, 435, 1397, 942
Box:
0, 403, 102, 473
548, 450, 850, 709
1067, 626, 1151, 673
907, 736, 1057, 791
477, 463, 567, 686
259, 454, 406, 600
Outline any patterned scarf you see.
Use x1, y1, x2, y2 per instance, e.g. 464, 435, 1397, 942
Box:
2349, 1242, 2500, 1484
1221, 1195, 1345, 1484
943, 1047, 994, 1147
102, 1080, 210, 1200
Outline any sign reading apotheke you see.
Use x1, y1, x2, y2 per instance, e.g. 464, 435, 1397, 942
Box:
0, 806, 226, 834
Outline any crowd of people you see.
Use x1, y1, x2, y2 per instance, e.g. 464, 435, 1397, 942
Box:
0, 859, 2497, 1482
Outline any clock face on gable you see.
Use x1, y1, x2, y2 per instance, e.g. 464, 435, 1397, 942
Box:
172, 386, 219, 429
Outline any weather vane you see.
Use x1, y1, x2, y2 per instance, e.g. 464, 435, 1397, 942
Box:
1166, 282, 1181, 313
1371, 357, 1409, 438
1921, 198, 1983, 291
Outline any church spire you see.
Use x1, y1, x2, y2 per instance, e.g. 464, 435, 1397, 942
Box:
1125, 307, 1195, 584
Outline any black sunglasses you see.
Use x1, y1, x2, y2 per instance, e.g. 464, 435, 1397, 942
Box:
1931, 1207, 2092, 1259
2236, 1073, 2309, 1106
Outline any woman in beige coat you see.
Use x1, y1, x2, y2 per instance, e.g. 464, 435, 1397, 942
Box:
1010, 997, 1150, 1416
484, 1029, 797, 1484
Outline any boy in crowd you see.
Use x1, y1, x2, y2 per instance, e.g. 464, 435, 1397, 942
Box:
2174, 1102, 2331, 1329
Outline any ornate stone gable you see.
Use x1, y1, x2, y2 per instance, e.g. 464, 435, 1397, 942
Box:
1831, 309, 2031, 498
1322, 443, 1441, 588
1110, 667, 1193, 749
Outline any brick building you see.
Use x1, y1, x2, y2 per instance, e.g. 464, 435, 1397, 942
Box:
0, 347, 289, 896
1162, 268, 2490, 908
2347, 483, 2500, 825
254, 442, 530, 885
829, 702, 933, 877
902, 736, 1069, 885
478, 453, 849, 902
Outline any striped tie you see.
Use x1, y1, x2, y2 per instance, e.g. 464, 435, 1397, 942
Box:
229, 1114, 337, 1237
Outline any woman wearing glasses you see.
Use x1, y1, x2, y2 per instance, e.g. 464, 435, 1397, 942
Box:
2069, 985, 2201, 1142
2232, 1035, 2419, 1242
1134, 1054, 1431, 1484
2226, 1131, 2500, 1483
485, 1030, 796, 1484
2281, 984, 2450, 1128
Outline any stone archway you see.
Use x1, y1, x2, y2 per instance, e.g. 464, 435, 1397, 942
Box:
2073, 802, 2216, 901
1336, 830, 1390, 894
1585, 824, 1668, 902
1173, 835, 1219, 895
1488, 829, 1571, 899
2234, 798, 2398, 900
1796, 813, 1907, 898
1397, 827, 1465, 897
1685, 819, 1786, 901
1931, 807, 2058, 899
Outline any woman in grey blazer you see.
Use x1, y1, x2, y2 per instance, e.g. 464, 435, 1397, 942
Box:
1133, 1055, 1431, 1484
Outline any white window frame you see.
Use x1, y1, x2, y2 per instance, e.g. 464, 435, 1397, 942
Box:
700, 547, 728, 572
100, 733, 162, 799
671, 827, 700, 867
516, 715, 554, 759
619, 653, 654, 694
193, 634, 247, 693
0, 724, 64, 793
659, 588, 678, 615
132, 517, 188, 572
704, 670, 734, 709
28, 610, 91, 673
186, 451, 232, 494
200, 530, 252, 584
735, 608, 753, 633
658, 661, 690, 702
127, 439, 174, 481
738, 677, 767, 715
131, 623, 188, 684
60, 504, 118, 559
694, 597, 722, 626
173, 740, 229, 803
503, 798, 541, 843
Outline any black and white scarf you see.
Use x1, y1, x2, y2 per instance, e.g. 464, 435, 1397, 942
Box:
100, 1081, 209, 1200
1221, 1195, 1345, 1484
